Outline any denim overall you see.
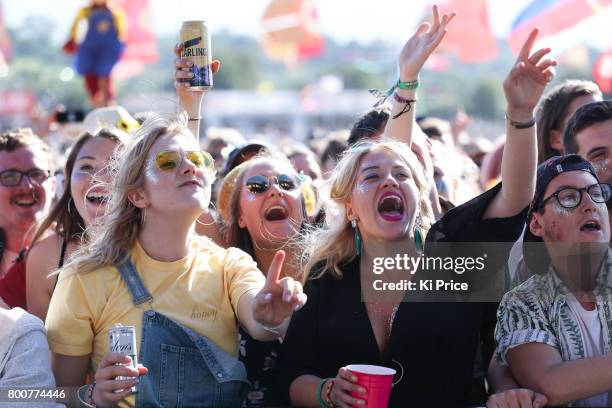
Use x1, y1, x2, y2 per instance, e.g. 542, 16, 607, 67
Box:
116, 259, 249, 407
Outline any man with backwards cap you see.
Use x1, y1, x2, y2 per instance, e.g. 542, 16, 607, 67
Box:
495, 154, 612, 407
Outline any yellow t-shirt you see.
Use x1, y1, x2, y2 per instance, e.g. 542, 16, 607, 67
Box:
46, 236, 265, 378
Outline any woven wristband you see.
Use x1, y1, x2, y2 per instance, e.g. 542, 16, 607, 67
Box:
396, 78, 419, 91
317, 378, 331, 407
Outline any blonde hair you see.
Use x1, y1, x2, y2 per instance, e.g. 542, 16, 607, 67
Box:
66, 112, 201, 274
304, 139, 434, 280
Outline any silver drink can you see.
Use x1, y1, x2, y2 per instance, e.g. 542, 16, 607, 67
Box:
109, 324, 138, 393
179, 20, 213, 90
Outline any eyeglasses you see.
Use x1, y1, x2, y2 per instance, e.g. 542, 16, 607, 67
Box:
0, 169, 51, 187
245, 174, 300, 194
154, 150, 214, 173
537, 183, 612, 210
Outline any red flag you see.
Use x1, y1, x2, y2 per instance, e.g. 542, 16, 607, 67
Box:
435, 0, 498, 63
508, 0, 612, 54
0, 0, 12, 62
260, 0, 324, 66
593, 50, 612, 94
113, 0, 158, 79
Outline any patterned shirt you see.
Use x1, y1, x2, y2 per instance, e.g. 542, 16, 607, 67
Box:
495, 250, 612, 405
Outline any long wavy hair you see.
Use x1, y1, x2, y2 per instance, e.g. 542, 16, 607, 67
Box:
28, 129, 125, 252
303, 139, 434, 280
66, 112, 209, 274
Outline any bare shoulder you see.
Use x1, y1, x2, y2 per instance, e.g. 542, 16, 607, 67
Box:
27, 233, 62, 276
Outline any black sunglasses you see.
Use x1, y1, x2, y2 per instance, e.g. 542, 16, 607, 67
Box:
245, 174, 300, 194
537, 183, 612, 210
0, 169, 51, 187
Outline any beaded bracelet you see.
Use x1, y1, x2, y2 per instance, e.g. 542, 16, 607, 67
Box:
396, 78, 419, 90
76, 383, 97, 408
324, 379, 335, 407
316, 378, 328, 407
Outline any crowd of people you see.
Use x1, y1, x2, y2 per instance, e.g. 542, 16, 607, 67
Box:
1, 5, 612, 408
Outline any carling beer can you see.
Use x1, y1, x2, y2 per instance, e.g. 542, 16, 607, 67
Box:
109, 324, 138, 393
180, 20, 213, 90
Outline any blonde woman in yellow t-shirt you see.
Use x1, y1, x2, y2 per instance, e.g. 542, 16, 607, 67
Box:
46, 112, 307, 408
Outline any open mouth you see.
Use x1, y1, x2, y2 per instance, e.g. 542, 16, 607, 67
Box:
580, 220, 602, 233
264, 205, 289, 221
12, 193, 38, 207
377, 193, 404, 221
86, 191, 108, 205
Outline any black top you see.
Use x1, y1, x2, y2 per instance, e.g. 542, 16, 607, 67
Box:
276, 183, 528, 407
239, 328, 282, 407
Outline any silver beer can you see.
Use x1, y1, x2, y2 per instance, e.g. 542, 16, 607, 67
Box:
179, 20, 213, 90
109, 324, 138, 393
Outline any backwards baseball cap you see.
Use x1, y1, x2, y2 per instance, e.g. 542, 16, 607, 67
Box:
523, 154, 600, 272
221, 142, 270, 177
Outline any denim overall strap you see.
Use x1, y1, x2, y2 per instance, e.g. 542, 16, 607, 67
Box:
116, 256, 153, 306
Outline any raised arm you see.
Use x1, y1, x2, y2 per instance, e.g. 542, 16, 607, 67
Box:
173, 44, 220, 141
483, 28, 556, 219
383, 5, 456, 145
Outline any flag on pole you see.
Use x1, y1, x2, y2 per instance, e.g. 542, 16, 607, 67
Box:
435, 0, 498, 63
0, 0, 12, 63
113, 0, 158, 79
260, 0, 324, 66
593, 50, 612, 94
508, 0, 612, 55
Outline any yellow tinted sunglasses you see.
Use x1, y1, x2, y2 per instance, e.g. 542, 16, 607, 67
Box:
154, 150, 214, 172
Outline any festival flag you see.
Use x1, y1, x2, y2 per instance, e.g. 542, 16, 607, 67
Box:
593, 50, 612, 94
113, 0, 159, 79
508, 0, 612, 54
0, 0, 12, 63
260, 0, 324, 66
435, 0, 498, 63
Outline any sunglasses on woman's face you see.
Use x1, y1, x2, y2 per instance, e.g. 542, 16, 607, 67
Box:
154, 150, 214, 172
245, 174, 300, 194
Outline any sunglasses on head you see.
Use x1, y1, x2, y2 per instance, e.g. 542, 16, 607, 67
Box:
245, 174, 300, 194
154, 150, 214, 172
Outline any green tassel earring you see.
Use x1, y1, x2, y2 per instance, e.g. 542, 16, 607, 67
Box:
414, 228, 424, 254
351, 219, 361, 256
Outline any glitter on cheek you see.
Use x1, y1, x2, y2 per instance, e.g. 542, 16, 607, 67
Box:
592, 158, 609, 175
552, 201, 573, 216
355, 181, 373, 195
144, 163, 160, 184
243, 190, 258, 202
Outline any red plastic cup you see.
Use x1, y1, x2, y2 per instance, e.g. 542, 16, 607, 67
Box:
347, 364, 396, 408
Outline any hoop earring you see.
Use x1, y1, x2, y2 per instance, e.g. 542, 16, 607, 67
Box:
140, 208, 147, 226
67, 197, 73, 215
351, 219, 361, 256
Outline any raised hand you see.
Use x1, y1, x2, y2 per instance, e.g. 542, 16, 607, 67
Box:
503, 28, 557, 121
398, 5, 456, 81
173, 43, 221, 116
252, 251, 307, 328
